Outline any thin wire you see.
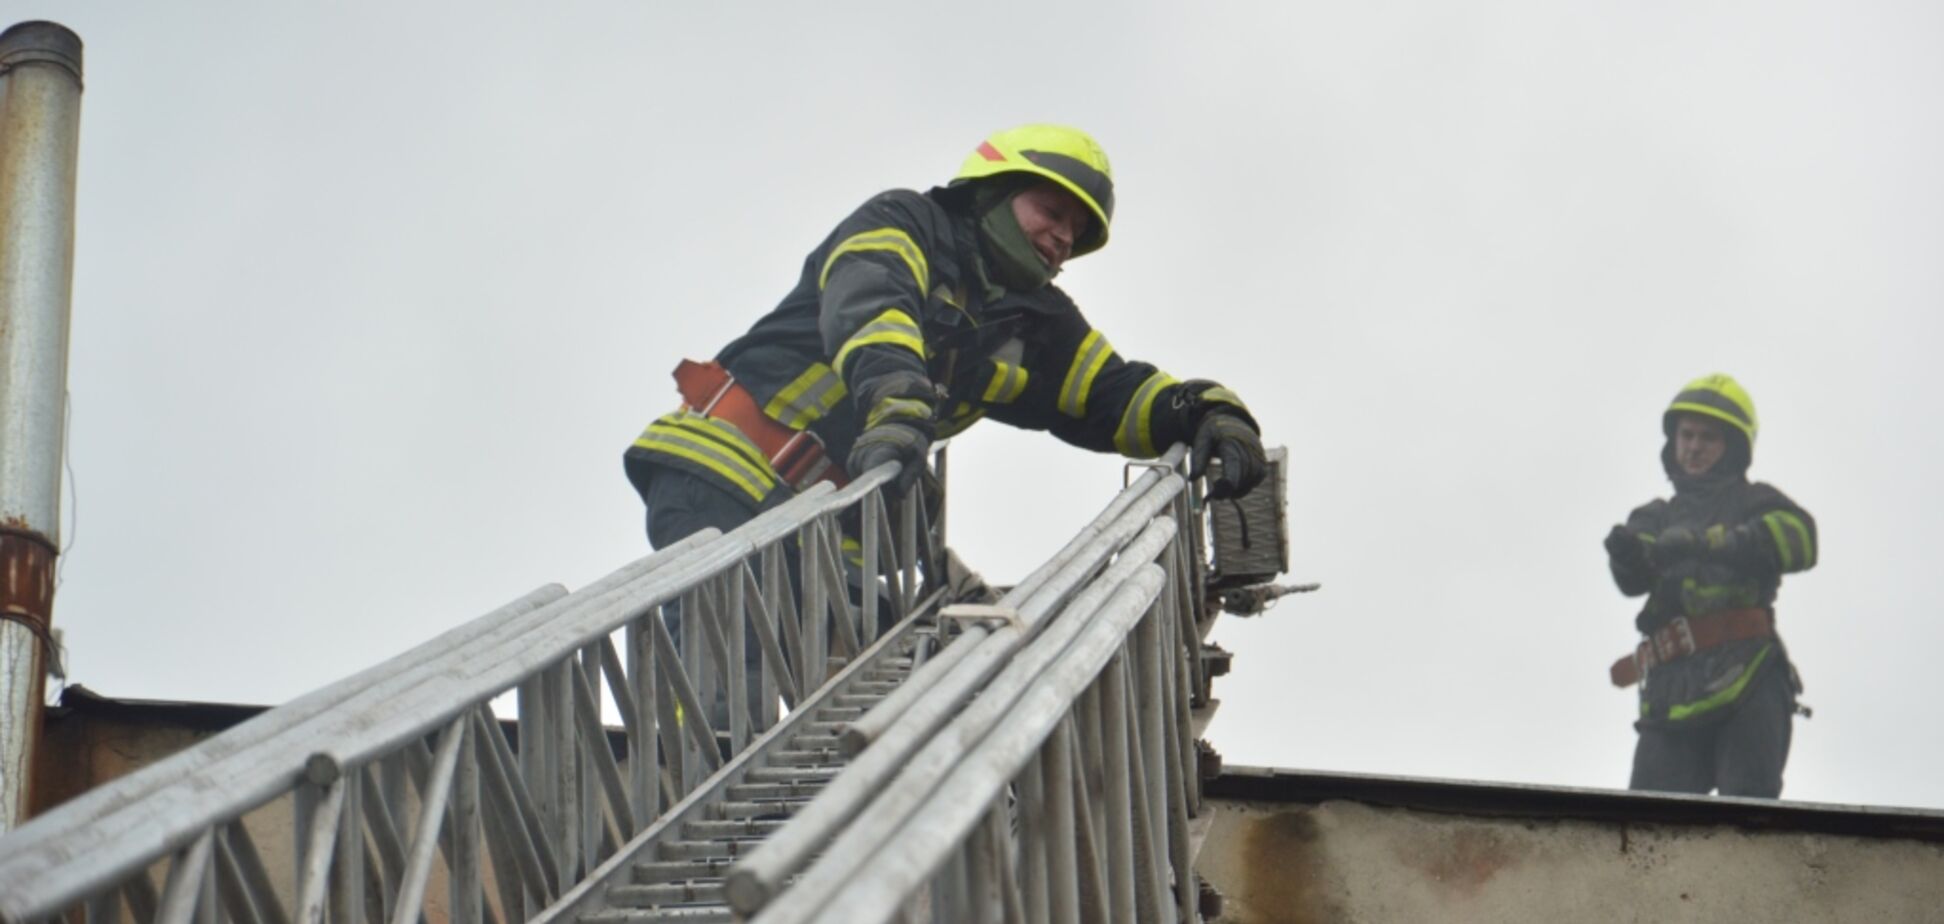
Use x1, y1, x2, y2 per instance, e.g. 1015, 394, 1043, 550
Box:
47, 390, 77, 692
56, 389, 76, 588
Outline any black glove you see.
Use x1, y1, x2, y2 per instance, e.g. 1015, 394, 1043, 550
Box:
1604, 524, 1648, 573
847, 422, 930, 496
1645, 526, 1700, 572
1699, 521, 1769, 571
1190, 411, 1267, 500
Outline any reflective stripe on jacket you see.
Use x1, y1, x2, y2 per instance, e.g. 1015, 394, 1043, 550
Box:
627, 187, 1245, 508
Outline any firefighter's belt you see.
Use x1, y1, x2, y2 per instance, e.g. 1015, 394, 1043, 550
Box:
673, 359, 848, 492
1609, 607, 1773, 688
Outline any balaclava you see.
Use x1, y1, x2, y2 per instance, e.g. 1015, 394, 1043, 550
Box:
971, 177, 1057, 293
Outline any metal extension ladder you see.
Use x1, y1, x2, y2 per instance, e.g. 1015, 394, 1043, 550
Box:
543, 445, 1243, 924
0, 443, 1270, 924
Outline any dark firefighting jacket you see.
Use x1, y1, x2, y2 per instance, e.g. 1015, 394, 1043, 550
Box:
628, 187, 1250, 509
1609, 451, 1818, 727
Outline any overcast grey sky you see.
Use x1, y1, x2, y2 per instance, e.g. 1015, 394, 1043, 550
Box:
9, 2, 1941, 809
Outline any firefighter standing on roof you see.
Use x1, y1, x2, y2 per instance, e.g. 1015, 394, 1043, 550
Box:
623, 124, 1267, 552
1604, 374, 1818, 798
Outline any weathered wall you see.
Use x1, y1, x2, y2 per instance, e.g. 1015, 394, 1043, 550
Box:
29, 689, 476, 924
1198, 796, 1944, 923
31, 696, 310, 918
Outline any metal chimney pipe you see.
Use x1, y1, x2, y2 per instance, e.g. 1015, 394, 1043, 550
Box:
0, 20, 83, 832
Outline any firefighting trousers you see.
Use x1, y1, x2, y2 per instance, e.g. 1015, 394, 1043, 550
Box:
1629, 659, 1794, 798
626, 457, 775, 731
625, 456, 898, 705
628, 454, 763, 551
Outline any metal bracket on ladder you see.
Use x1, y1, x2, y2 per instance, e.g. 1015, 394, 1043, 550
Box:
937, 603, 1024, 634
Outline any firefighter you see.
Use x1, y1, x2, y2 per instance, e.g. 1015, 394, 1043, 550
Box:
623, 124, 1268, 553
1603, 374, 1818, 798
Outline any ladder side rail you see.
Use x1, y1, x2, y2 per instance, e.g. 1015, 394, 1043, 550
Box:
744, 449, 1225, 923
0, 535, 723, 924
2, 522, 739, 870
312, 466, 925, 797
0, 462, 928, 924
305, 476, 875, 775
777, 567, 1172, 924
738, 515, 1178, 923
835, 443, 1189, 757
0, 528, 721, 884
0, 580, 568, 851
725, 462, 1187, 914
0, 580, 573, 924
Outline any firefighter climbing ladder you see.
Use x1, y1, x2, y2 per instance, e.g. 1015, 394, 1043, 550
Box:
0, 439, 1283, 924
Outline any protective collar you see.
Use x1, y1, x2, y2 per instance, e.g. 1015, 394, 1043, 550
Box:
972, 179, 1057, 292
1662, 431, 1752, 494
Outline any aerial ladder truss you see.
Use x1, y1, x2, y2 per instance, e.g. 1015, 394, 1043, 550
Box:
0, 440, 1294, 924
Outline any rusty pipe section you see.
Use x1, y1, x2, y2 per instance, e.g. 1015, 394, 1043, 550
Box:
0, 20, 83, 833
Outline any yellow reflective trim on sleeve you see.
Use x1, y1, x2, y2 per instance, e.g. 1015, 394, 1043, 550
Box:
866, 396, 931, 430
936, 402, 986, 439
1198, 385, 1248, 412
834, 309, 926, 376
1764, 510, 1815, 570
1114, 371, 1178, 457
1760, 513, 1794, 572
981, 360, 1028, 404
763, 363, 849, 429
1667, 645, 1773, 722
1783, 511, 1814, 568
819, 227, 930, 295
1057, 330, 1113, 418
981, 367, 1005, 403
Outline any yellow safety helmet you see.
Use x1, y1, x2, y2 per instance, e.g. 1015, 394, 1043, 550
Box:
950, 124, 1115, 257
1663, 373, 1758, 447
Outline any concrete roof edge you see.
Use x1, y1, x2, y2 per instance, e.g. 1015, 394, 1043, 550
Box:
1208, 765, 1944, 844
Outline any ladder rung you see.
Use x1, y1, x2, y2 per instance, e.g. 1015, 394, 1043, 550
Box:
743, 765, 839, 784
657, 839, 749, 861
767, 748, 841, 767
713, 797, 812, 819
562, 632, 937, 924
579, 907, 732, 923
683, 818, 786, 840
728, 780, 826, 799
631, 859, 733, 884
605, 882, 728, 908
